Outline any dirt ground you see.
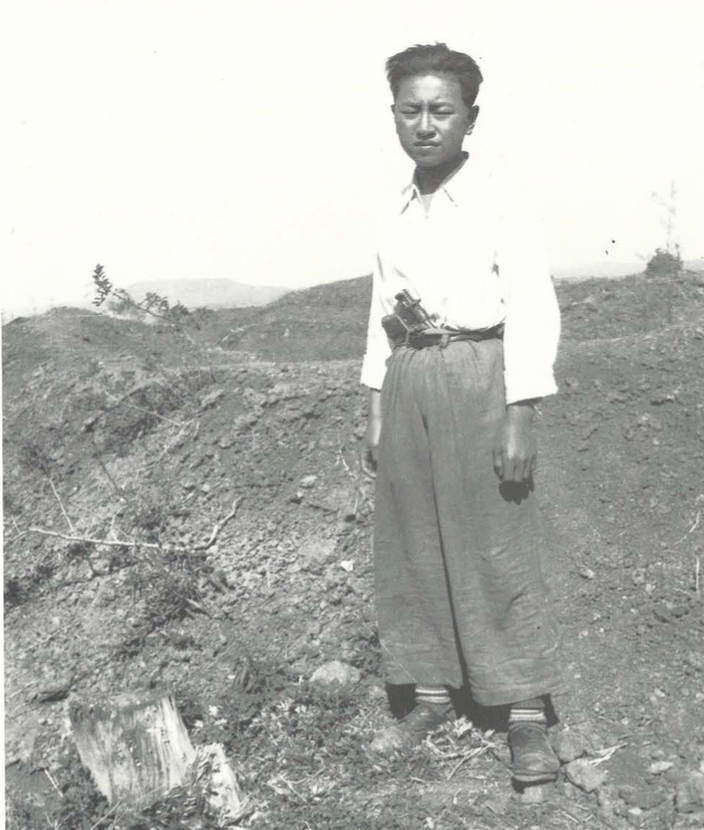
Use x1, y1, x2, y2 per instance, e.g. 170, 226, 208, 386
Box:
3, 269, 704, 829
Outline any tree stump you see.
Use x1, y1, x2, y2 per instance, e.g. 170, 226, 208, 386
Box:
70, 693, 249, 827
70, 694, 198, 810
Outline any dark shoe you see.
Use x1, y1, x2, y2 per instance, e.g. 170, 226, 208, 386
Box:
371, 702, 454, 755
508, 722, 560, 783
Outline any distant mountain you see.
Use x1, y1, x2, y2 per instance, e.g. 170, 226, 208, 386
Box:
0, 278, 289, 323
125, 278, 289, 309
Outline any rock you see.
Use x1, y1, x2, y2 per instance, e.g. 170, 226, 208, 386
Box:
199, 388, 225, 410
673, 813, 704, 829
299, 475, 318, 489
620, 785, 668, 810
684, 651, 704, 673
626, 807, 645, 827
676, 772, 704, 814
632, 568, 647, 584
648, 760, 674, 776
234, 412, 260, 432
517, 783, 545, 803
653, 604, 673, 623
552, 732, 589, 764
596, 784, 619, 819
37, 672, 75, 703
309, 660, 361, 690
301, 538, 337, 567
566, 759, 608, 793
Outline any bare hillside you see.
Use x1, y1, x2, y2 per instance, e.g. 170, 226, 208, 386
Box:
3, 269, 704, 829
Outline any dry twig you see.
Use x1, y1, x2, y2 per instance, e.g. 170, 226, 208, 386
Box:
87, 798, 125, 830
91, 439, 127, 498
335, 443, 354, 478
185, 598, 212, 617
44, 768, 63, 798
673, 509, 701, 547
109, 505, 126, 541
590, 742, 627, 766
485, 804, 516, 828
7, 681, 36, 700
446, 744, 492, 780
137, 419, 197, 474
48, 477, 75, 532
198, 496, 244, 551
28, 527, 160, 550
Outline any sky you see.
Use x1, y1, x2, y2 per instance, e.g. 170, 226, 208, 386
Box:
3, 0, 704, 311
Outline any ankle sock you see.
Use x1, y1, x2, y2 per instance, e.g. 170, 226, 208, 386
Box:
509, 696, 547, 726
416, 684, 451, 708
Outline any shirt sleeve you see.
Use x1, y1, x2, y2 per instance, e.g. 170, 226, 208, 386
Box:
360, 253, 392, 390
497, 181, 561, 404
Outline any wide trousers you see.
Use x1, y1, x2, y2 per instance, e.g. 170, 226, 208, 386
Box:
374, 338, 561, 706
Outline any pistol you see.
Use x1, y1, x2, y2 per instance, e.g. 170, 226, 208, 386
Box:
381, 289, 435, 341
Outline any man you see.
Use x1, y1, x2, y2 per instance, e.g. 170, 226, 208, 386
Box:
361, 43, 562, 783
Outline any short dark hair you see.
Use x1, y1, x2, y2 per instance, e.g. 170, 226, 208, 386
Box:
386, 43, 483, 109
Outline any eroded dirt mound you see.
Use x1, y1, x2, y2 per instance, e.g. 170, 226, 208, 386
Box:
3, 269, 704, 829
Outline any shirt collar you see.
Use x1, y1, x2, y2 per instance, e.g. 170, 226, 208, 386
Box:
398, 152, 471, 213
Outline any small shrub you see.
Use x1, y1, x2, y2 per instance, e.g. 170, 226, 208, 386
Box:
122, 544, 208, 630
107, 293, 146, 320
126, 486, 174, 540
4, 574, 25, 608
91, 264, 193, 330
646, 247, 682, 278
97, 381, 184, 454
18, 437, 54, 475
55, 748, 112, 830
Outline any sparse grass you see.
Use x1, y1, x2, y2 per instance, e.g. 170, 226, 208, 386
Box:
18, 436, 56, 476
170, 665, 505, 830
6, 747, 111, 830
122, 543, 209, 629
3, 554, 58, 608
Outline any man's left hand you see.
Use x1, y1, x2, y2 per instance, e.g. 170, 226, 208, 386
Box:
492, 401, 538, 484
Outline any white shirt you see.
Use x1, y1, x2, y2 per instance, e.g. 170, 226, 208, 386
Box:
360, 151, 561, 404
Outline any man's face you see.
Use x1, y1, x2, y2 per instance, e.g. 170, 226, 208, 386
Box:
392, 74, 478, 169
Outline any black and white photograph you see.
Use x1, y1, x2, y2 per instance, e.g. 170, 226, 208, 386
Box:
3, 1, 704, 827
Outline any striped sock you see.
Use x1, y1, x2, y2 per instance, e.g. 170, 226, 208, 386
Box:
509, 696, 547, 726
416, 684, 451, 708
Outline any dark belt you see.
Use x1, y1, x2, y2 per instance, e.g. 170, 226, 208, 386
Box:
394, 323, 504, 350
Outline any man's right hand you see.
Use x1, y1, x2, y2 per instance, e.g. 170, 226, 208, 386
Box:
361, 389, 382, 477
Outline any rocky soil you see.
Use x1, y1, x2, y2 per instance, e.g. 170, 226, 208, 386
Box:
3, 269, 704, 829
